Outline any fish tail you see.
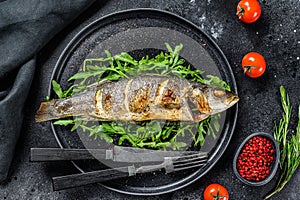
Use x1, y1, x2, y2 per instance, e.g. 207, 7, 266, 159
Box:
35, 100, 59, 122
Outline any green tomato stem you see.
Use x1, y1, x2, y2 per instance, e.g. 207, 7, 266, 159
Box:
236, 5, 244, 18
243, 65, 257, 74
210, 188, 227, 200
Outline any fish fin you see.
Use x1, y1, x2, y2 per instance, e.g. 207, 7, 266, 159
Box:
194, 113, 209, 122
35, 100, 58, 122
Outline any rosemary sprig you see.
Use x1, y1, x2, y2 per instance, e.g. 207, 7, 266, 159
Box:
265, 86, 300, 199
274, 86, 292, 168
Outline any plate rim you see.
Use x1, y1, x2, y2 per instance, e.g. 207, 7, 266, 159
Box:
49, 8, 238, 195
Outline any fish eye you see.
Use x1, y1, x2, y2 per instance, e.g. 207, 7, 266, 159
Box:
213, 89, 226, 97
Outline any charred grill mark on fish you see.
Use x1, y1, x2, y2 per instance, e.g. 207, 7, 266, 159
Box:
196, 94, 211, 114
129, 86, 150, 113
103, 94, 113, 112
161, 86, 181, 109
35, 74, 239, 123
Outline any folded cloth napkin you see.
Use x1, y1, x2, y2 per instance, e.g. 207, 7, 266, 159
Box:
0, 0, 95, 182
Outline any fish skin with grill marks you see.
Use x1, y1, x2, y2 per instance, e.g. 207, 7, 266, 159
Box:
35, 74, 239, 122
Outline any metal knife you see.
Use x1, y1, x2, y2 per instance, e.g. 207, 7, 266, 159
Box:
30, 146, 205, 163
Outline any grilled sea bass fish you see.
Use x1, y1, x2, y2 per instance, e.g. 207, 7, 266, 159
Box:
35, 74, 239, 122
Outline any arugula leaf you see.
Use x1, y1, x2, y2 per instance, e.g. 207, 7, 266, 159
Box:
205, 75, 231, 91
53, 119, 74, 126
52, 80, 64, 98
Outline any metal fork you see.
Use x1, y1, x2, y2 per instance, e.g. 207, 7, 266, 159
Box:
52, 152, 208, 191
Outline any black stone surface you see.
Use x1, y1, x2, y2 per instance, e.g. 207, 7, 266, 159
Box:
0, 0, 299, 199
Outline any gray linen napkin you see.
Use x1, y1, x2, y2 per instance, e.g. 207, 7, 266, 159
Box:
0, 0, 95, 182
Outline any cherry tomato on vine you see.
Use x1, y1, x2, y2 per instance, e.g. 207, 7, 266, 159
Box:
236, 0, 262, 23
242, 52, 266, 78
203, 183, 229, 200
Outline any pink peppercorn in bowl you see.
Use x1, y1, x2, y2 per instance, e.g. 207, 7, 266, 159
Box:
233, 132, 280, 186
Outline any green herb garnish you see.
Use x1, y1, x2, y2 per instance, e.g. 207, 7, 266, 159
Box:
265, 86, 300, 199
52, 43, 230, 150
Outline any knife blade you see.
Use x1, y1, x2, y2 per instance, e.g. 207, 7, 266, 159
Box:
30, 146, 205, 163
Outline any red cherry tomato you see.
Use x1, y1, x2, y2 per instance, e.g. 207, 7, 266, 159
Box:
242, 52, 266, 78
236, 0, 262, 23
203, 183, 229, 200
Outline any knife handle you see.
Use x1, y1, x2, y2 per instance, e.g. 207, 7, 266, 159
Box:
30, 148, 107, 161
52, 166, 135, 191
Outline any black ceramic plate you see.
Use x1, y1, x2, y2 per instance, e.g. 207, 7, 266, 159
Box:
49, 8, 238, 195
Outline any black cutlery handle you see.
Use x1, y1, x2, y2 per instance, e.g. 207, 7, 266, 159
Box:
30, 148, 106, 161
52, 166, 134, 191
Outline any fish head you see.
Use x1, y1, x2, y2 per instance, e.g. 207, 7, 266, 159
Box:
192, 85, 239, 115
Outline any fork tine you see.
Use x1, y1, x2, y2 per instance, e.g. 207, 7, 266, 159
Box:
170, 153, 208, 172
173, 158, 207, 168
172, 153, 207, 164
173, 161, 207, 172
136, 152, 208, 174
171, 153, 208, 163
181, 151, 207, 155
173, 155, 207, 164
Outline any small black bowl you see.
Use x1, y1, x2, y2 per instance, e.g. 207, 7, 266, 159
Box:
233, 132, 280, 186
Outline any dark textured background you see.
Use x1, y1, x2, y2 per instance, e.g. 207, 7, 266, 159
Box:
0, 0, 299, 199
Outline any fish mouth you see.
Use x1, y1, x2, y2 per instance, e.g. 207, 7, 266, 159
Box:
227, 95, 239, 106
